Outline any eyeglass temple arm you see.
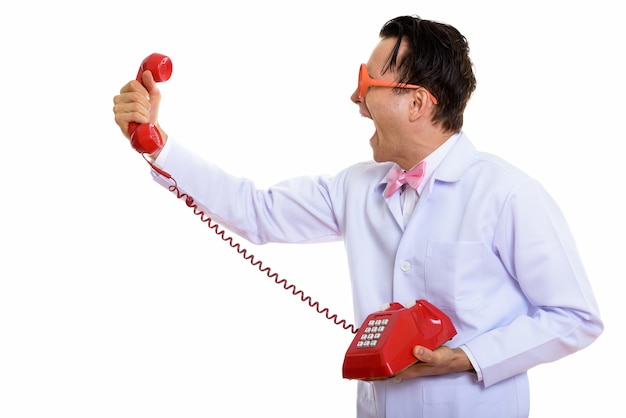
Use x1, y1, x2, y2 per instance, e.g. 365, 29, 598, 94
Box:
368, 79, 439, 105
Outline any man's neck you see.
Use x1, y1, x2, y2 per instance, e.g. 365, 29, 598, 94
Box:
398, 130, 456, 170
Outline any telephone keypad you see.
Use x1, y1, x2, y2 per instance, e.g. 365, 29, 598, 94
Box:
356, 318, 389, 348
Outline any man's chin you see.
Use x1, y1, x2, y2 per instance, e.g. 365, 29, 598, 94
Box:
369, 132, 383, 162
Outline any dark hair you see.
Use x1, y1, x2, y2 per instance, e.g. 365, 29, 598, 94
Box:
379, 15, 476, 133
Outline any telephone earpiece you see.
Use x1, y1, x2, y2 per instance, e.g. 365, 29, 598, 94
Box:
128, 53, 173, 154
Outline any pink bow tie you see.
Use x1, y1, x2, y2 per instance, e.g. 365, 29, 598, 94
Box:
384, 161, 426, 198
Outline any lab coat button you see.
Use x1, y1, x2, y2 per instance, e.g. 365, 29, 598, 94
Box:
400, 261, 411, 272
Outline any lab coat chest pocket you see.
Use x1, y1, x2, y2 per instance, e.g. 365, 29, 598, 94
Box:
424, 241, 486, 312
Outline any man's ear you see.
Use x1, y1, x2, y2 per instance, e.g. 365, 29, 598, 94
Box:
408, 89, 434, 122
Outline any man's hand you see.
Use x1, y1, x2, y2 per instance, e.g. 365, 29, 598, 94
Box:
112, 70, 166, 141
394, 346, 474, 380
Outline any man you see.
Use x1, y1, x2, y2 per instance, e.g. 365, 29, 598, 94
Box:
113, 15, 603, 418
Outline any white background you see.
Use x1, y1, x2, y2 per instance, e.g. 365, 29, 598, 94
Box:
1, 1, 623, 417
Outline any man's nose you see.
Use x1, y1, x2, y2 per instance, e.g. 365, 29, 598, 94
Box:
350, 88, 360, 104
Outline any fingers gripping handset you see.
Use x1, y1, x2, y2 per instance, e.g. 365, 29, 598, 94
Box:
128, 53, 173, 154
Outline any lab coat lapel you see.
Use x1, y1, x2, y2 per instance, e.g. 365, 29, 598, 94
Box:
386, 193, 405, 229
377, 165, 406, 229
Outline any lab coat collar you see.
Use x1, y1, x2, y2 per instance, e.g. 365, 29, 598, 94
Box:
432, 132, 476, 183
418, 132, 475, 203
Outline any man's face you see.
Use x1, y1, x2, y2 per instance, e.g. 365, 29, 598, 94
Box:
351, 37, 415, 166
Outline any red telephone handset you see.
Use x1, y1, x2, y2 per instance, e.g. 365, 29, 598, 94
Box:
342, 299, 457, 380
128, 53, 173, 154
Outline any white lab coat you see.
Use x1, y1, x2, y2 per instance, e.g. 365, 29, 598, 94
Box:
151, 132, 603, 417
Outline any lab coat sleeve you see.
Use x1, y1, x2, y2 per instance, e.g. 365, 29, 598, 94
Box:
464, 178, 603, 387
149, 139, 343, 245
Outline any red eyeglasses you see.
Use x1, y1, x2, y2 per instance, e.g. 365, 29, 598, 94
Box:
358, 63, 438, 104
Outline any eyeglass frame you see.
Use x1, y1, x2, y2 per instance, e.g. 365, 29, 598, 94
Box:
357, 63, 438, 104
